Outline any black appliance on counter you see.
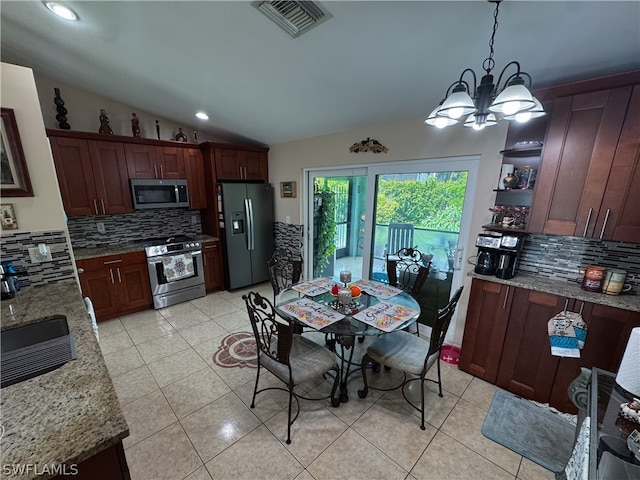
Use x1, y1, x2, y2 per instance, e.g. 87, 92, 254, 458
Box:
474, 232, 525, 279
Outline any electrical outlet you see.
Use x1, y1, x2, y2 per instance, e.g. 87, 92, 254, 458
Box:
29, 246, 52, 263
96, 222, 106, 234
191, 215, 198, 225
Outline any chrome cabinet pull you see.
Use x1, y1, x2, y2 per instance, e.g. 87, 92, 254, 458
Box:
599, 209, 611, 239
578, 301, 584, 315
503, 286, 510, 309
160, 165, 164, 178
100, 198, 106, 215
582, 208, 593, 237
93, 199, 99, 215
77, 268, 84, 274
116, 267, 122, 283
103, 259, 123, 265
109, 268, 115, 284
563, 299, 569, 312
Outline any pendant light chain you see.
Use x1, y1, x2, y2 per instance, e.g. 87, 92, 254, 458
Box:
483, 1, 501, 74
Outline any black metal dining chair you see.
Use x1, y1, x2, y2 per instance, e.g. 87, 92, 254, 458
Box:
386, 246, 431, 336
267, 252, 303, 302
358, 286, 464, 430
243, 291, 340, 444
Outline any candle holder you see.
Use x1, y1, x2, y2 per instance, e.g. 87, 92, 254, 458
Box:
339, 270, 352, 287
336, 288, 353, 315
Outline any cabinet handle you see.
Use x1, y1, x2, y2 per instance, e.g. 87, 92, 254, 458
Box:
109, 268, 115, 284
503, 286, 510, 309
599, 209, 611, 239
578, 301, 584, 315
116, 267, 122, 283
582, 208, 593, 237
103, 259, 123, 265
100, 198, 106, 215
93, 199, 99, 215
154, 165, 158, 178
77, 268, 84, 274
160, 165, 164, 178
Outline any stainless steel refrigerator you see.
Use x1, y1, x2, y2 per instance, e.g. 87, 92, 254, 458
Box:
219, 182, 274, 290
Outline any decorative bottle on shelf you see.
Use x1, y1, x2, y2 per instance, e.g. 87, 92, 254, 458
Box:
98, 109, 113, 135
156, 120, 161, 139
502, 172, 517, 189
192, 130, 198, 143
175, 128, 188, 142
53, 88, 71, 129
131, 113, 141, 137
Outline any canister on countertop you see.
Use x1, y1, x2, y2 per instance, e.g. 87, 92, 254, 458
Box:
581, 266, 607, 292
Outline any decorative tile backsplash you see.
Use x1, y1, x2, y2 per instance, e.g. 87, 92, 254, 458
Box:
274, 222, 303, 260
0, 230, 75, 289
520, 234, 639, 287
67, 209, 203, 248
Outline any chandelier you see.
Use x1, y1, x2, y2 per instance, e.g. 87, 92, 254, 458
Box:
426, 0, 545, 130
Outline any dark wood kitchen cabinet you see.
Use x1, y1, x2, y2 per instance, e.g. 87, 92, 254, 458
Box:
495, 288, 568, 403
529, 84, 639, 241
51, 441, 130, 480
213, 145, 269, 181
458, 279, 513, 383
125, 144, 185, 179
184, 147, 207, 209
460, 277, 640, 413
77, 251, 152, 321
202, 241, 223, 291
50, 136, 132, 216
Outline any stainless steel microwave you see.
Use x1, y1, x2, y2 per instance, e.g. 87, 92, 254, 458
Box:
130, 179, 189, 209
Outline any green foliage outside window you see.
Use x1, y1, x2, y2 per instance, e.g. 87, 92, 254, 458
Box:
375, 172, 467, 232
313, 185, 337, 277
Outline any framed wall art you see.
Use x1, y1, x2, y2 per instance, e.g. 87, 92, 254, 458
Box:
1, 203, 19, 230
280, 181, 297, 198
1, 108, 33, 197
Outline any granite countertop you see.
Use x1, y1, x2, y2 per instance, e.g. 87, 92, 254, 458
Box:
0, 281, 128, 480
73, 234, 218, 260
469, 271, 640, 313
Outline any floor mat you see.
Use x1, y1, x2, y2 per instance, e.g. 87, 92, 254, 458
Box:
481, 389, 575, 473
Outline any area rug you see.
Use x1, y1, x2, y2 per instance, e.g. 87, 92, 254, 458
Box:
481, 389, 575, 473
212, 332, 257, 369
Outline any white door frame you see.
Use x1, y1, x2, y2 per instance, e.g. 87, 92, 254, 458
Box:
303, 156, 479, 303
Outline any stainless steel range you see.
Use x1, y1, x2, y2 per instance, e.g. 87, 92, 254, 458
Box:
142, 235, 206, 309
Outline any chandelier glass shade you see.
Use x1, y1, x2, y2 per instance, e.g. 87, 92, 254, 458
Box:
427, 0, 544, 129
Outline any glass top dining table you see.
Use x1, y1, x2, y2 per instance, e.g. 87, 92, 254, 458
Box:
275, 278, 421, 404
275, 278, 421, 337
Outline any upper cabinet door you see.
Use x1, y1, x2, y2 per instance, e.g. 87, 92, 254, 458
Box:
184, 148, 207, 209
243, 151, 268, 181
214, 148, 243, 180
529, 86, 633, 237
156, 146, 185, 179
50, 136, 99, 216
124, 144, 158, 179
89, 141, 133, 214
595, 85, 640, 242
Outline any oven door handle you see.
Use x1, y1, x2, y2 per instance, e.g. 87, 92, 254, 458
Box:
244, 198, 254, 251
147, 251, 201, 263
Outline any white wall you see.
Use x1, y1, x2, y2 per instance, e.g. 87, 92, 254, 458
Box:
0, 63, 67, 233
34, 74, 225, 144
268, 118, 509, 345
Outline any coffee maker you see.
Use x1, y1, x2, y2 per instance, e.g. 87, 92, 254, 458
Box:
475, 232, 525, 279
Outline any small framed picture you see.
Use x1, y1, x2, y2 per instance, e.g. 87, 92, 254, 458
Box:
1, 203, 18, 230
280, 181, 297, 198
1, 108, 33, 197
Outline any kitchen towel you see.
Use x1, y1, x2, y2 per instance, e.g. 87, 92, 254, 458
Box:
548, 311, 583, 358
162, 253, 194, 282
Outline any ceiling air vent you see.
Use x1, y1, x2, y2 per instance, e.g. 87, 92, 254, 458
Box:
252, 1, 332, 38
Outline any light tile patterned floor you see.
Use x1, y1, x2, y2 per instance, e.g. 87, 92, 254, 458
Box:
98, 283, 556, 480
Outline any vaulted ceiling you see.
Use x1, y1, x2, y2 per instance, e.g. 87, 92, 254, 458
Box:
2, 1, 639, 145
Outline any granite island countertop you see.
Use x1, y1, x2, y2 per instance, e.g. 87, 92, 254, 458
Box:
469, 271, 640, 313
72, 234, 218, 260
0, 281, 128, 480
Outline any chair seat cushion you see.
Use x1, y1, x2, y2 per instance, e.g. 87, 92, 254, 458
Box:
261, 335, 336, 385
366, 331, 438, 376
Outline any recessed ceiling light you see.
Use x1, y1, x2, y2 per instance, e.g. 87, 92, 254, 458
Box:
195, 112, 209, 120
45, 2, 78, 21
